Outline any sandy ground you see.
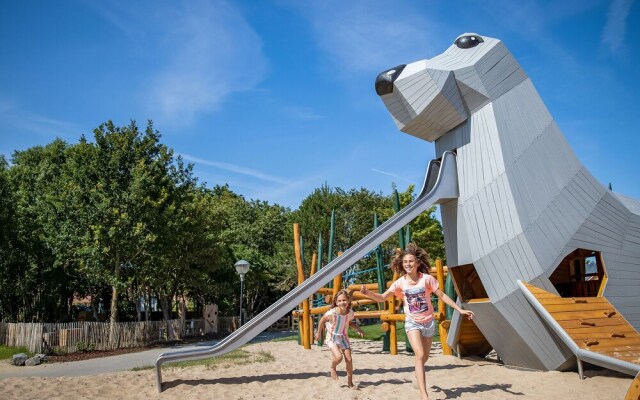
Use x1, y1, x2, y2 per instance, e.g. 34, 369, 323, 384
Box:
1, 339, 633, 400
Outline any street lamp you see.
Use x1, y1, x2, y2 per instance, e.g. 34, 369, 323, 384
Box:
234, 260, 250, 326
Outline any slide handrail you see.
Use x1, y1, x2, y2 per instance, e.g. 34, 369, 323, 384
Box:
155, 151, 459, 392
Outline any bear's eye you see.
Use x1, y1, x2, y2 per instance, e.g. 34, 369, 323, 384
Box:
454, 35, 484, 49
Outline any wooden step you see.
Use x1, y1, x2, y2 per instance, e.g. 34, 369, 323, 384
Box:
563, 325, 638, 335
558, 318, 632, 329
544, 303, 618, 313
539, 297, 609, 306
550, 310, 626, 321
569, 331, 640, 340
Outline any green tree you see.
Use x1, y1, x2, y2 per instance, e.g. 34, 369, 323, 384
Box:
5, 140, 84, 321
0, 155, 19, 320
60, 121, 183, 341
292, 184, 395, 279
231, 199, 292, 317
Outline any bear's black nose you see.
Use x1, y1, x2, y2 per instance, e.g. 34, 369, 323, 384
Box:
375, 64, 406, 96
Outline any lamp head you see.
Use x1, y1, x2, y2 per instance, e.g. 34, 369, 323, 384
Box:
234, 259, 251, 275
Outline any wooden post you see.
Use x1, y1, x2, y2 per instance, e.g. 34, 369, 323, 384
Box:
388, 270, 399, 355
436, 259, 453, 355
332, 251, 343, 298
308, 253, 317, 346
293, 223, 310, 349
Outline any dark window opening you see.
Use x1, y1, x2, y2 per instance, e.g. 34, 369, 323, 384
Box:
549, 249, 606, 297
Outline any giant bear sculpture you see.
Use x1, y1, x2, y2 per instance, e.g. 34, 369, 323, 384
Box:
376, 33, 640, 370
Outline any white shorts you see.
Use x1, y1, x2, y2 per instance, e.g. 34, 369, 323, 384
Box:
404, 319, 436, 338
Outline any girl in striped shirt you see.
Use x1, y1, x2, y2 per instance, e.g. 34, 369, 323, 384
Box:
314, 289, 364, 388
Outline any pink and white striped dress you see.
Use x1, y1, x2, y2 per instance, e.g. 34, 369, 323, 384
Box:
323, 308, 355, 350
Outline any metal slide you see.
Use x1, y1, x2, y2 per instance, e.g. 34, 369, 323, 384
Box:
155, 150, 459, 392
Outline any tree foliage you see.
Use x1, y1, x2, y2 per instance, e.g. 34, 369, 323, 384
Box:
0, 121, 446, 325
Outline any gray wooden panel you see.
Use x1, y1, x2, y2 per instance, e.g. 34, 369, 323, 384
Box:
445, 307, 464, 348
513, 234, 543, 279
475, 252, 505, 300
524, 220, 559, 271
492, 79, 553, 166
510, 292, 575, 366
459, 81, 490, 114
435, 119, 470, 155
491, 294, 571, 369
456, 104, 505, 201
381, 94, 413, 130
455, 62, 489, 95
615, 193, 640, 214
477, 43, 528, 100
463, 197, 487, 259
506, 161, 537, 228
398, 70, 439, 111
440, 200, 460, 266
460, 300, 543, 368
431, 37, 500, 69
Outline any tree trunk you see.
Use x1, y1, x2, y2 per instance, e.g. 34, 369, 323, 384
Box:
109, 258, 120, 347
135, 291, 142, 322
91, 294, 99, 321
144, 289, 150, 322
159, 295, 177, 340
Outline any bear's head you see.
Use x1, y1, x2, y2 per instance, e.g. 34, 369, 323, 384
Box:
376, 33, 528, 142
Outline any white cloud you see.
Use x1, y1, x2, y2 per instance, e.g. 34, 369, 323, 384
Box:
371, 168, 413, 184
89, 0, 268, 128
289, 1, 438, 74
180, 153, 291, 185
601, 0, 634, 54
0, 98, 83, 141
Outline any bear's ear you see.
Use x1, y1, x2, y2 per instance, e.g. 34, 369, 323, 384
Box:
454, 34, 484, 49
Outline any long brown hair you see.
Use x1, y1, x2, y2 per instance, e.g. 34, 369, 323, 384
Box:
389, 243, 431, 275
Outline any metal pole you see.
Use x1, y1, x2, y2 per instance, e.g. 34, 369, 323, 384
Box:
239, 274, 244, 326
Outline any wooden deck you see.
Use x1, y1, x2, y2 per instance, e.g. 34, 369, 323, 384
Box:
523, 282, 640, 365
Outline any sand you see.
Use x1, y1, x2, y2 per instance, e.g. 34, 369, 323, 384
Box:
1, 339, 633, 400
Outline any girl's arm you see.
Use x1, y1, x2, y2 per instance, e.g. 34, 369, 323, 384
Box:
434, 288, 474, 320
360, 284, 393, 303
349, 321, 365, 338
314, 315, 328, 342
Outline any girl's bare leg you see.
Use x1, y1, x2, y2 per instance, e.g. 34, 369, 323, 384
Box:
328, 345, 343, 380
343, 348, 355, 388
406, 330, 433, 400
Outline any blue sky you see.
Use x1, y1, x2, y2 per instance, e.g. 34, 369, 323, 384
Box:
1, 0, 638, 210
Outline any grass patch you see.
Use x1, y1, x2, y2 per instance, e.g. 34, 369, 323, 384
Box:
349, 322, 407, 342
131, 348, 275, 371
347, 321, 440, 343
0, 345, 32, 360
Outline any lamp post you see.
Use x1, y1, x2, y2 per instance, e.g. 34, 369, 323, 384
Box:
234, 260, 250, 326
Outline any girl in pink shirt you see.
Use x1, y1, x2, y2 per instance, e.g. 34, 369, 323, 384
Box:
314, 289, 364, 388
361, 243, 474, 400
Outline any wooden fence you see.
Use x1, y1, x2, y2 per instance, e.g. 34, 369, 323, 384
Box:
0, 315, 293, 354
